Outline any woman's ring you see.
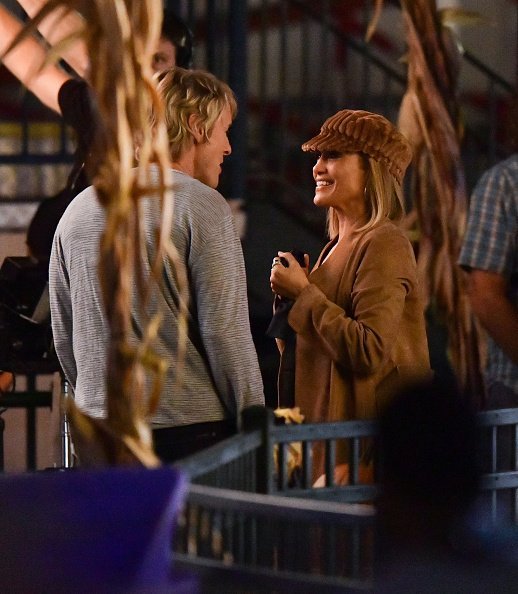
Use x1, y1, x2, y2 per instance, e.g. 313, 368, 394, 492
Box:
271, 257, 281, 269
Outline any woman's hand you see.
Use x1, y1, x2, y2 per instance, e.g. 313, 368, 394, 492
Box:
270, 251, 310, 300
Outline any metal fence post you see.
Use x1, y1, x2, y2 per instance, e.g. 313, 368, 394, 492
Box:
242, 405, 274, 494
61, 377, 74, 468
227, 0, 248, 202
0, 414, 4, 471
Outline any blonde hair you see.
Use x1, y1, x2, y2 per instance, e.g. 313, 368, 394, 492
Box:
156, 67, 237, 161
326, 155, 405, 238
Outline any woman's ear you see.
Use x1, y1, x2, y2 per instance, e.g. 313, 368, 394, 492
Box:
188, 113, 204, 144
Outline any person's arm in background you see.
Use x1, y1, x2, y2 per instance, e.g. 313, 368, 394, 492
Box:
0, 4, 70, 113
16, 0, 89, 77
466, 270, 518, 365
459, 158, 518, 366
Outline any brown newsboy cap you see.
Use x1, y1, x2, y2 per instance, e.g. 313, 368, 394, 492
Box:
302, 109, 413, 185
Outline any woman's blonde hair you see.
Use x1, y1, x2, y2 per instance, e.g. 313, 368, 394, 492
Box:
326, 155, 405, 238
156, 67, 237, 161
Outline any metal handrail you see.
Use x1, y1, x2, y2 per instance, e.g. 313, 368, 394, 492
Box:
175, 405, 518, 510
463, 49, 516, 93
289, 0, 406, 85
185, 482, 375, 521
173, 405, 518, 589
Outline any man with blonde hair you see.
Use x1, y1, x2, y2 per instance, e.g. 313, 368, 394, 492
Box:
49, 68, 264, 462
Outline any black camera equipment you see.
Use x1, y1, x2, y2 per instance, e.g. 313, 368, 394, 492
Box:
279, 248, 306, 268
0, 257, 58, 372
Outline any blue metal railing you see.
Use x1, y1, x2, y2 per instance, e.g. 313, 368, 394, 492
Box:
176, 405, 518, 515
172, 405, 518, 590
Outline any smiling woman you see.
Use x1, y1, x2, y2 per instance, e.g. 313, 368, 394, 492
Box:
312, 151, 368, 224
269, 108, 432, 484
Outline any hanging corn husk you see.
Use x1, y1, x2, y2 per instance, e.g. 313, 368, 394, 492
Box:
366, 1, 485, 404
5, 0, 189, 465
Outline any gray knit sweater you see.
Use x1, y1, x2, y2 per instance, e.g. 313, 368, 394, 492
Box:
49, 169, 264, 427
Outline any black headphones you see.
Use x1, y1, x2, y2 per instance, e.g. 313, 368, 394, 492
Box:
162, 10, 194, 69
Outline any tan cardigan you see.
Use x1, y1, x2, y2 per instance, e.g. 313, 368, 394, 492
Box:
287, 221, 431, 433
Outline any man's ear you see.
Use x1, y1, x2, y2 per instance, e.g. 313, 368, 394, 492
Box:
134, 131, 144, 161
188, 113, 204, 144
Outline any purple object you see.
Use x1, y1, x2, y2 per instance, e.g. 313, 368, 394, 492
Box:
0, 465, 196, 593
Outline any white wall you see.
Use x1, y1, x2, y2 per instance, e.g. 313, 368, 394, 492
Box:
437, 0, 516, 85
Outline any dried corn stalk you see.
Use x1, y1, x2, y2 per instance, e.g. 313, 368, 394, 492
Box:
11, 0, 189, 465
368, 0, 485, 404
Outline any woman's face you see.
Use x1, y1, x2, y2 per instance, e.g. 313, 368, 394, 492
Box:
312, 151, 367, 215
